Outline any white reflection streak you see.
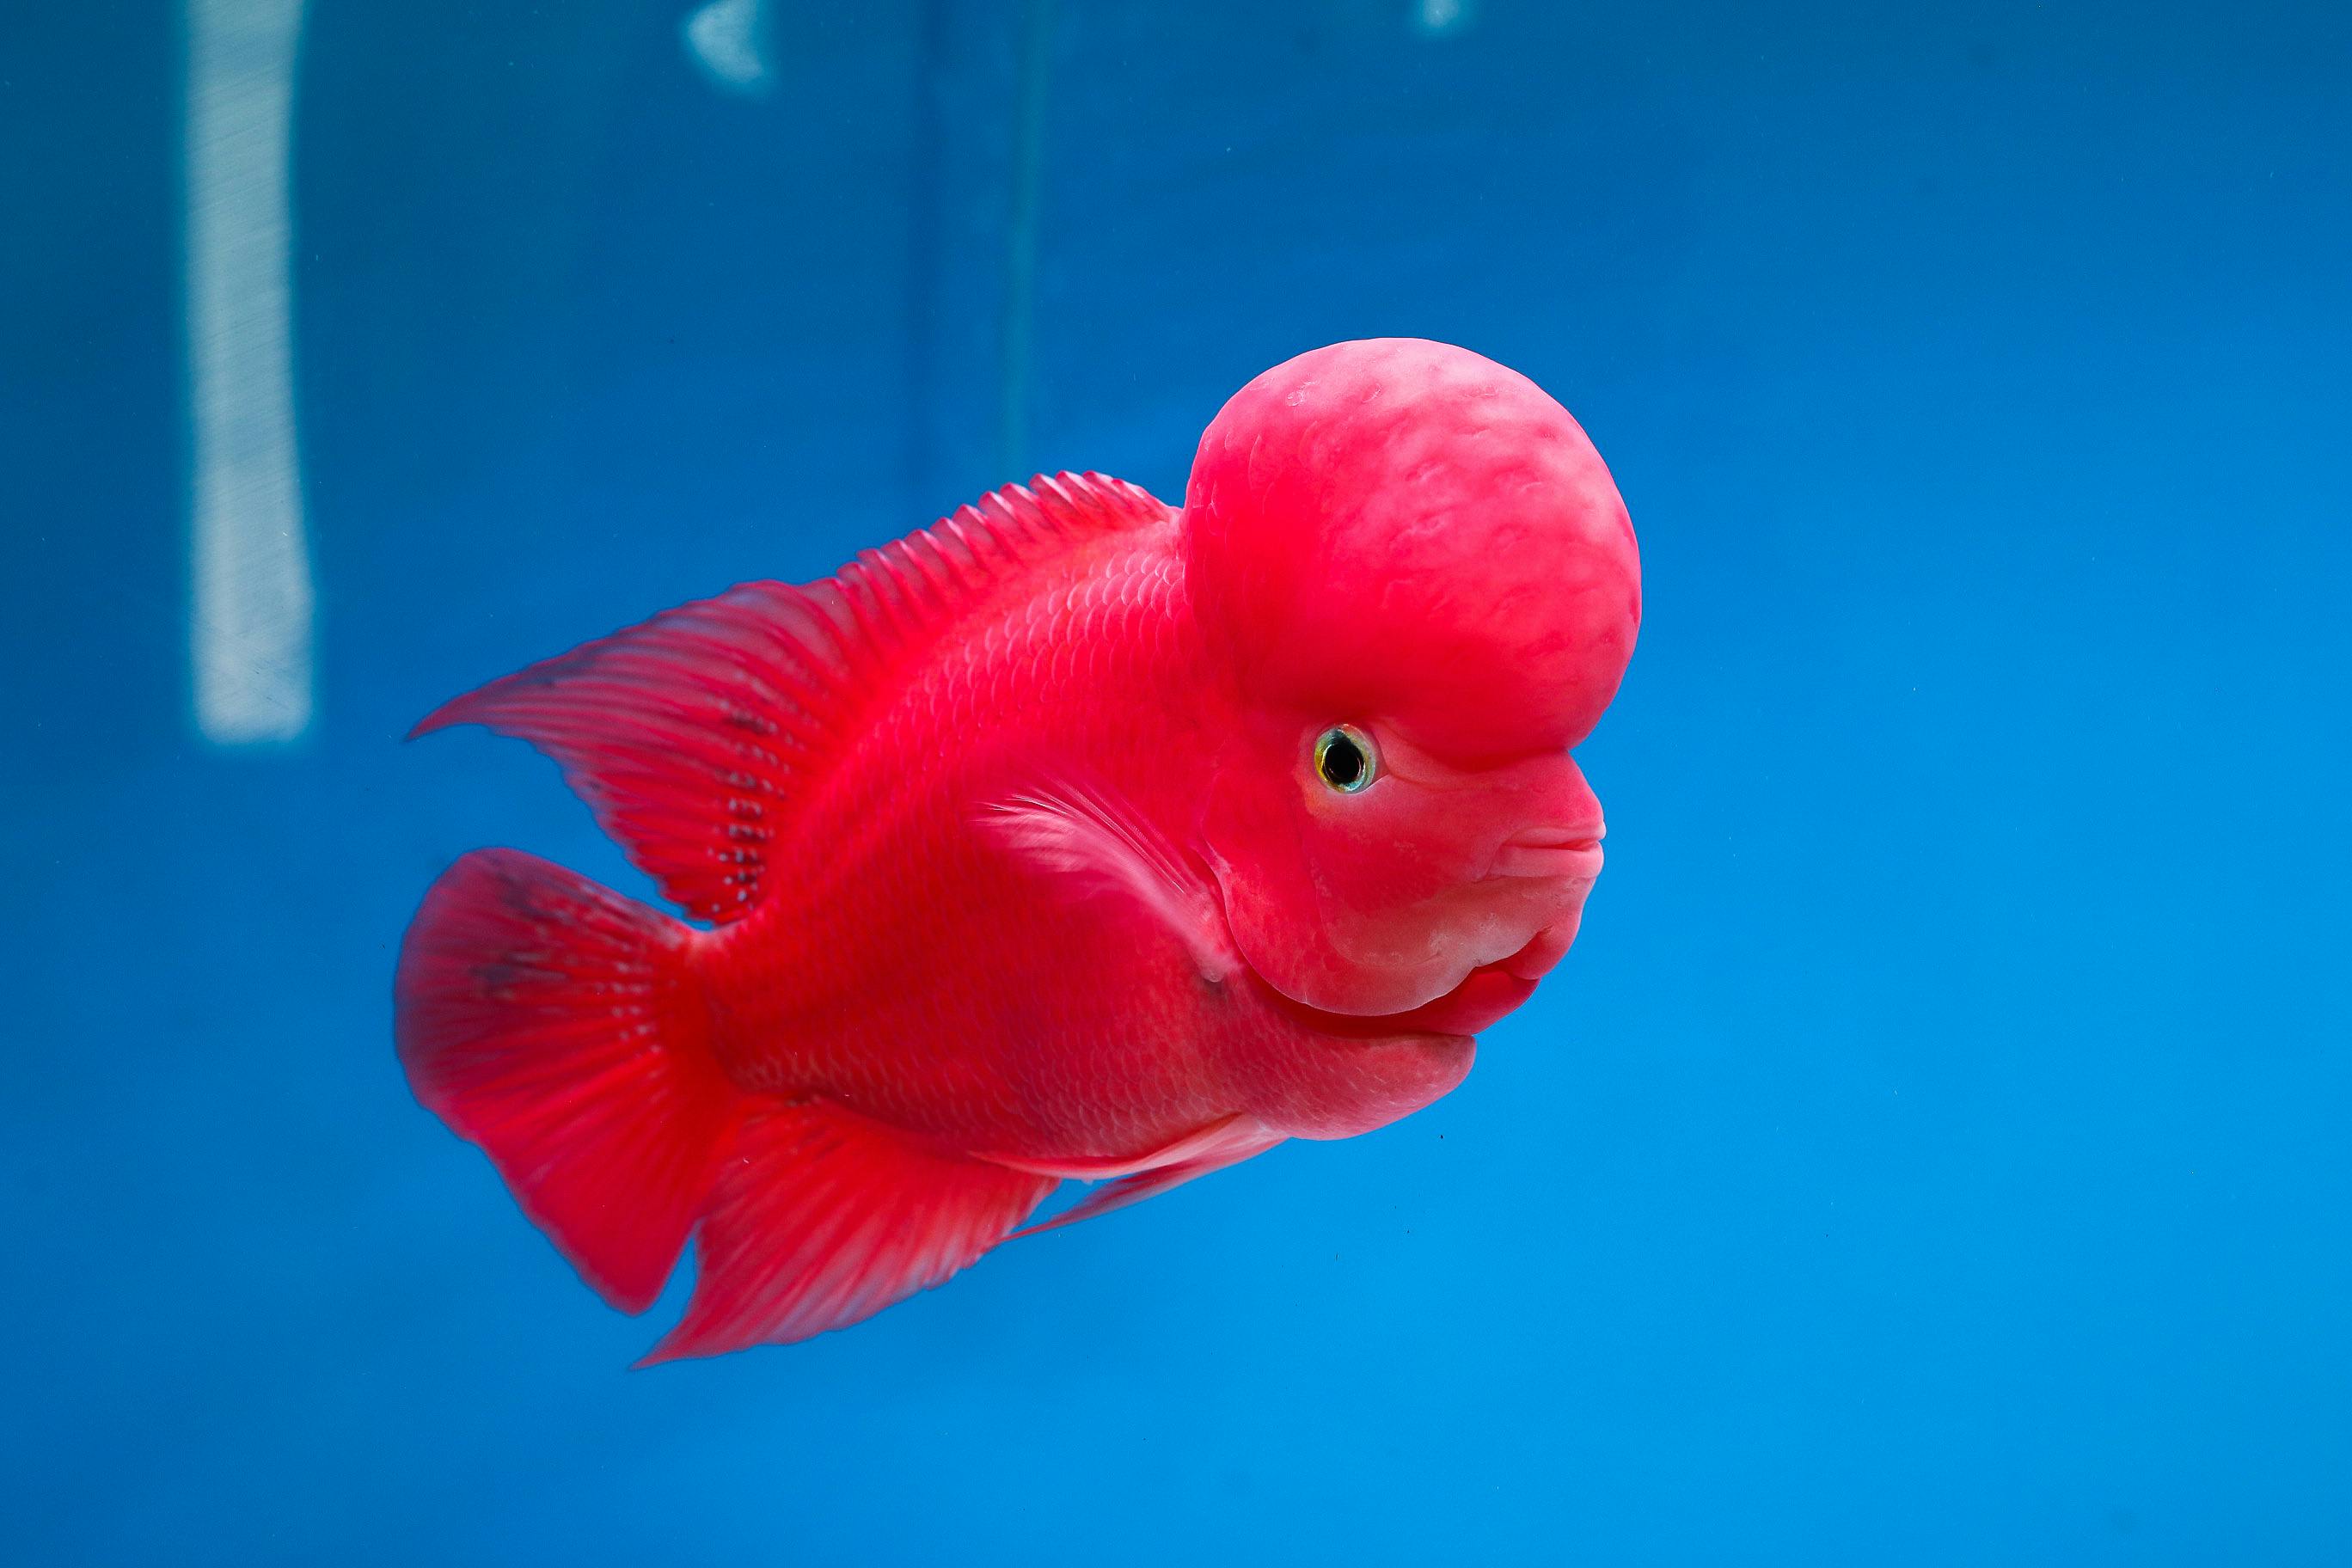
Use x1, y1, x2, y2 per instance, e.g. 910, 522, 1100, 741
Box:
187, 0, 312, 744
1415, 0, 1472, 37
683, 0, 772, 96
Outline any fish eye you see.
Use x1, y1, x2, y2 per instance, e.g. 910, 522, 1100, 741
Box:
1313, 724, 1378, 793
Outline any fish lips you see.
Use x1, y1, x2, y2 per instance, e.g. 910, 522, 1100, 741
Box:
1260, 916, 1583, 1040
1487, 831, 1605, 884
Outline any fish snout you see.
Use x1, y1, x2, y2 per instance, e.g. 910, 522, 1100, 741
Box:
1486, 823, 1606, 883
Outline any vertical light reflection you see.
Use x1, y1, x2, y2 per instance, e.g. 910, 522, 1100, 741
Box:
187, 0, 312, 744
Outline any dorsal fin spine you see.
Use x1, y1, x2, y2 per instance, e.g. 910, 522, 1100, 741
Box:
860, 554, 917, 648
936, 518, 989, 588
897, 537, 955, 622
911, 523, 965, 602
863, 545, 928, 645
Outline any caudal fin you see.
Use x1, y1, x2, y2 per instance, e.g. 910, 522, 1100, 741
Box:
395, 847, 1057, 1356
395, 848, 733, 1314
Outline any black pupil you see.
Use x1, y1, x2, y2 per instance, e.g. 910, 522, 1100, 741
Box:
1320, 732, 1365, 787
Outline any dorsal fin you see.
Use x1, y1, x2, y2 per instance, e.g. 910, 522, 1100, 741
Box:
413, 472, 1173, 924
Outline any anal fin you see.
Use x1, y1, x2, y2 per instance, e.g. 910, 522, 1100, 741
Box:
639, 1099, 1056, 1363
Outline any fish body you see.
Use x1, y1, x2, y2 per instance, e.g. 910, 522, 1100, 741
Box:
705, 515, 1469, 1156
396, 338, 1640, 1359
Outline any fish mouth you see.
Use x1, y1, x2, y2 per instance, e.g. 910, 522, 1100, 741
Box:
1256, 922, 1580, 1042
1488, 825, 1605, 883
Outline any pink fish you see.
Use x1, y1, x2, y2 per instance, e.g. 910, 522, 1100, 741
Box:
395, 337, 1640, 1359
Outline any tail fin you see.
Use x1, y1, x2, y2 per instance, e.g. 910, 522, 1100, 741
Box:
395, 848, 1058, 1356
395, 848, 733, 1314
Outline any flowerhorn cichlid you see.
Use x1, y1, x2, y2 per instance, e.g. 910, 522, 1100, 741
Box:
395, 337, 1642, 1361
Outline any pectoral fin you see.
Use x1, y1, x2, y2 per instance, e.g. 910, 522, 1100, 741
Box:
977, 773, 1242, 983
1013, 1118, 1284, 1236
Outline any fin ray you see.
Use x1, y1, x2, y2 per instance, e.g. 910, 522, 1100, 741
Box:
395, 848, 734, 1314
977, 772, 1241, 982
640, 1099, 1057, 1362
1014, 1119, 1283, 1237
416, 473, 1172, 924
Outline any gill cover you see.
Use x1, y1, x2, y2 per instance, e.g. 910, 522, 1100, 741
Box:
1181, 338, 1640, 1019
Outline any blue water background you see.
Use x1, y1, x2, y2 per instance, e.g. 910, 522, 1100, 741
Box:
4, 2, 2349, 1562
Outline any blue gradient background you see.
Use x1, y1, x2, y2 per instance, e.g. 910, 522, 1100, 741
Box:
5, 2, 2349, 1562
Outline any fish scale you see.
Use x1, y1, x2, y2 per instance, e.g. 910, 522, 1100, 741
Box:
715, 524, 1250, 1154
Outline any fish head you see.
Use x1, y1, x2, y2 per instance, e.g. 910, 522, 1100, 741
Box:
1182, 338, 1640, 1032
